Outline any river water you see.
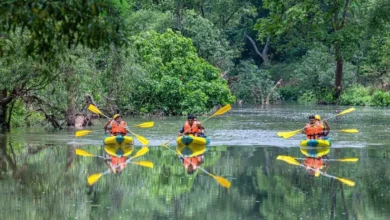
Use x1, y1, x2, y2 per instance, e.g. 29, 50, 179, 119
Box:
1, 104, 389, 219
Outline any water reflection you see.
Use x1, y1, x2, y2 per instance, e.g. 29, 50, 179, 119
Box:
103, 144, 134, 174
176, 142, 208, 175
3, 105, 390, 219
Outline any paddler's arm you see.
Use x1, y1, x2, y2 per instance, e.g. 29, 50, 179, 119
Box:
103, 119, 112, 132
323, 120, 330, 131
178, 126, 184, 136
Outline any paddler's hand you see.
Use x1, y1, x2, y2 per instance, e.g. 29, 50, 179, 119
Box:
178, 133, 183, 136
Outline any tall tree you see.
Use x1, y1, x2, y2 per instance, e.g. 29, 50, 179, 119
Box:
255, 0, 365, 99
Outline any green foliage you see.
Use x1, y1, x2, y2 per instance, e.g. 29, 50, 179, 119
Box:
10, 99, 44, 127
340, 84, 372, 106
181, 10, 237, 72
278, 86, 301, 101
231, 60, 279, 104
297, 92, 317, 104
372, 91, 390, 107
0, 0, 129, 58
126, 9, 173, 35
129, 30, 235, 115
292, 46, 357, 103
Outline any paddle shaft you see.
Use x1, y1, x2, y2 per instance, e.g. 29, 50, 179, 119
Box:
294, 158, 356, 162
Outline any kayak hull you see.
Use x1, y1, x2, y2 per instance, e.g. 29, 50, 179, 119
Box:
104, 135, 133, 145
104, 144, 134, 157
176, 135, 210, 146
300, 146, 330, 157
300, 138, 331, 147
176, 143, 208, 157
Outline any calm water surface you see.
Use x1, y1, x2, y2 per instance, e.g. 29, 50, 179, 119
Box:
1, 104, 389, 219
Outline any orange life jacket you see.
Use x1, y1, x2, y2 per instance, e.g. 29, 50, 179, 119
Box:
110, 155, 127, 172
305, 123, 319, 139
110, 121, 127, 136
304, 157, 323, 169
183, 155, 203, 169
183, 121, 198, 135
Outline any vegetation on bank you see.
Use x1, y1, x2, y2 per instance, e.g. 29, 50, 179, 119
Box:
1, 0, 390, 129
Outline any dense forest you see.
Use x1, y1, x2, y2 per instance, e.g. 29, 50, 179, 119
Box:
1, 0, 390, 129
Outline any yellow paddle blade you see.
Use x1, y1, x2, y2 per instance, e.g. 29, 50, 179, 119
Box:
75, 130, 95, 137
282, 129, 302, 139
277, 155, 301, 166
75, 149, 96, 157
88, 104, 104, 115
339, 129, 359, 133
133, 133, 149, 145
336, 108, 355, 117
213, 175, 231, 188
337, 158, 359, 162
134, 122, 154, 128
277, 132, 284, 137
127, 130, 149, 145
212, 104, 232, 117
132, 161, 154, 168
132, 147, 149, 159
88, 173, 103, 186
337, 177, 355, 186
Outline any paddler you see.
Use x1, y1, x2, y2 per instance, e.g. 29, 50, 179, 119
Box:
180, 155, 205, 174
104, 114, 128, 136
303, 156, 329, 177
104, 154, 127, 174
314, 115, 330, 139
178, 114, 199, 136
303, 115, 319, 139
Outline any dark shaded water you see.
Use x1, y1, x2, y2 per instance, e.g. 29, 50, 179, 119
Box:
1, 104, 389, 219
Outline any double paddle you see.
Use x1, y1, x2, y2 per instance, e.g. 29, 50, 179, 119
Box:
75, 104, 152, 145
277, 108, 357, 139
160, 104, 232, 189
277, 155, 355, 186
76, 147, 153, 185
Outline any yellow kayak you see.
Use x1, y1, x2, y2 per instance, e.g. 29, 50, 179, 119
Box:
300, 146, 330, 157
104, 144, 134, 157
176, 135, 210, 146
103, 135, 133, 145
300, 138, 331, 147
176, 143, 207, 157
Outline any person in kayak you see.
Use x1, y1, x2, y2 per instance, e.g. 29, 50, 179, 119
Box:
178, 114, 199, 136
104, 114, 128, 136
314, 115, 330, 139
303, 156, 329, 177
104, 154, 128, 174
303, 115, 320, 139
197, 122, 206, 137
180, 155, 205, 174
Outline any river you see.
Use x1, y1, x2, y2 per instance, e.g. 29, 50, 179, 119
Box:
0, 104, 389, 219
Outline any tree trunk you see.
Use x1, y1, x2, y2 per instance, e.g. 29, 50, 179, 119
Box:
0, 89, 11, 131
244, 33, 271, 66
65, 67, 76, 126
334, 46, 343, 99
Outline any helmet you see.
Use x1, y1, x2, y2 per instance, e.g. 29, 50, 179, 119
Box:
113, 114, 122, 120
187, 114, 195, 119
315, 115, 321, 120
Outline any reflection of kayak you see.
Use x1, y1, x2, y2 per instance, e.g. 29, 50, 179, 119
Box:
103, 135, 133, 145
300, 138, 331, 147
176, 135, 210, 146
300, 146, 330, 157
104, 144, 134, 157
176, 143, 208, 157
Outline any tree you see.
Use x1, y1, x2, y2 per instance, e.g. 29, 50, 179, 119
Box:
0, 0, 128, 58
231, 60, 279, 104
129, 29, 235, 114
255, 0, 364, 99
